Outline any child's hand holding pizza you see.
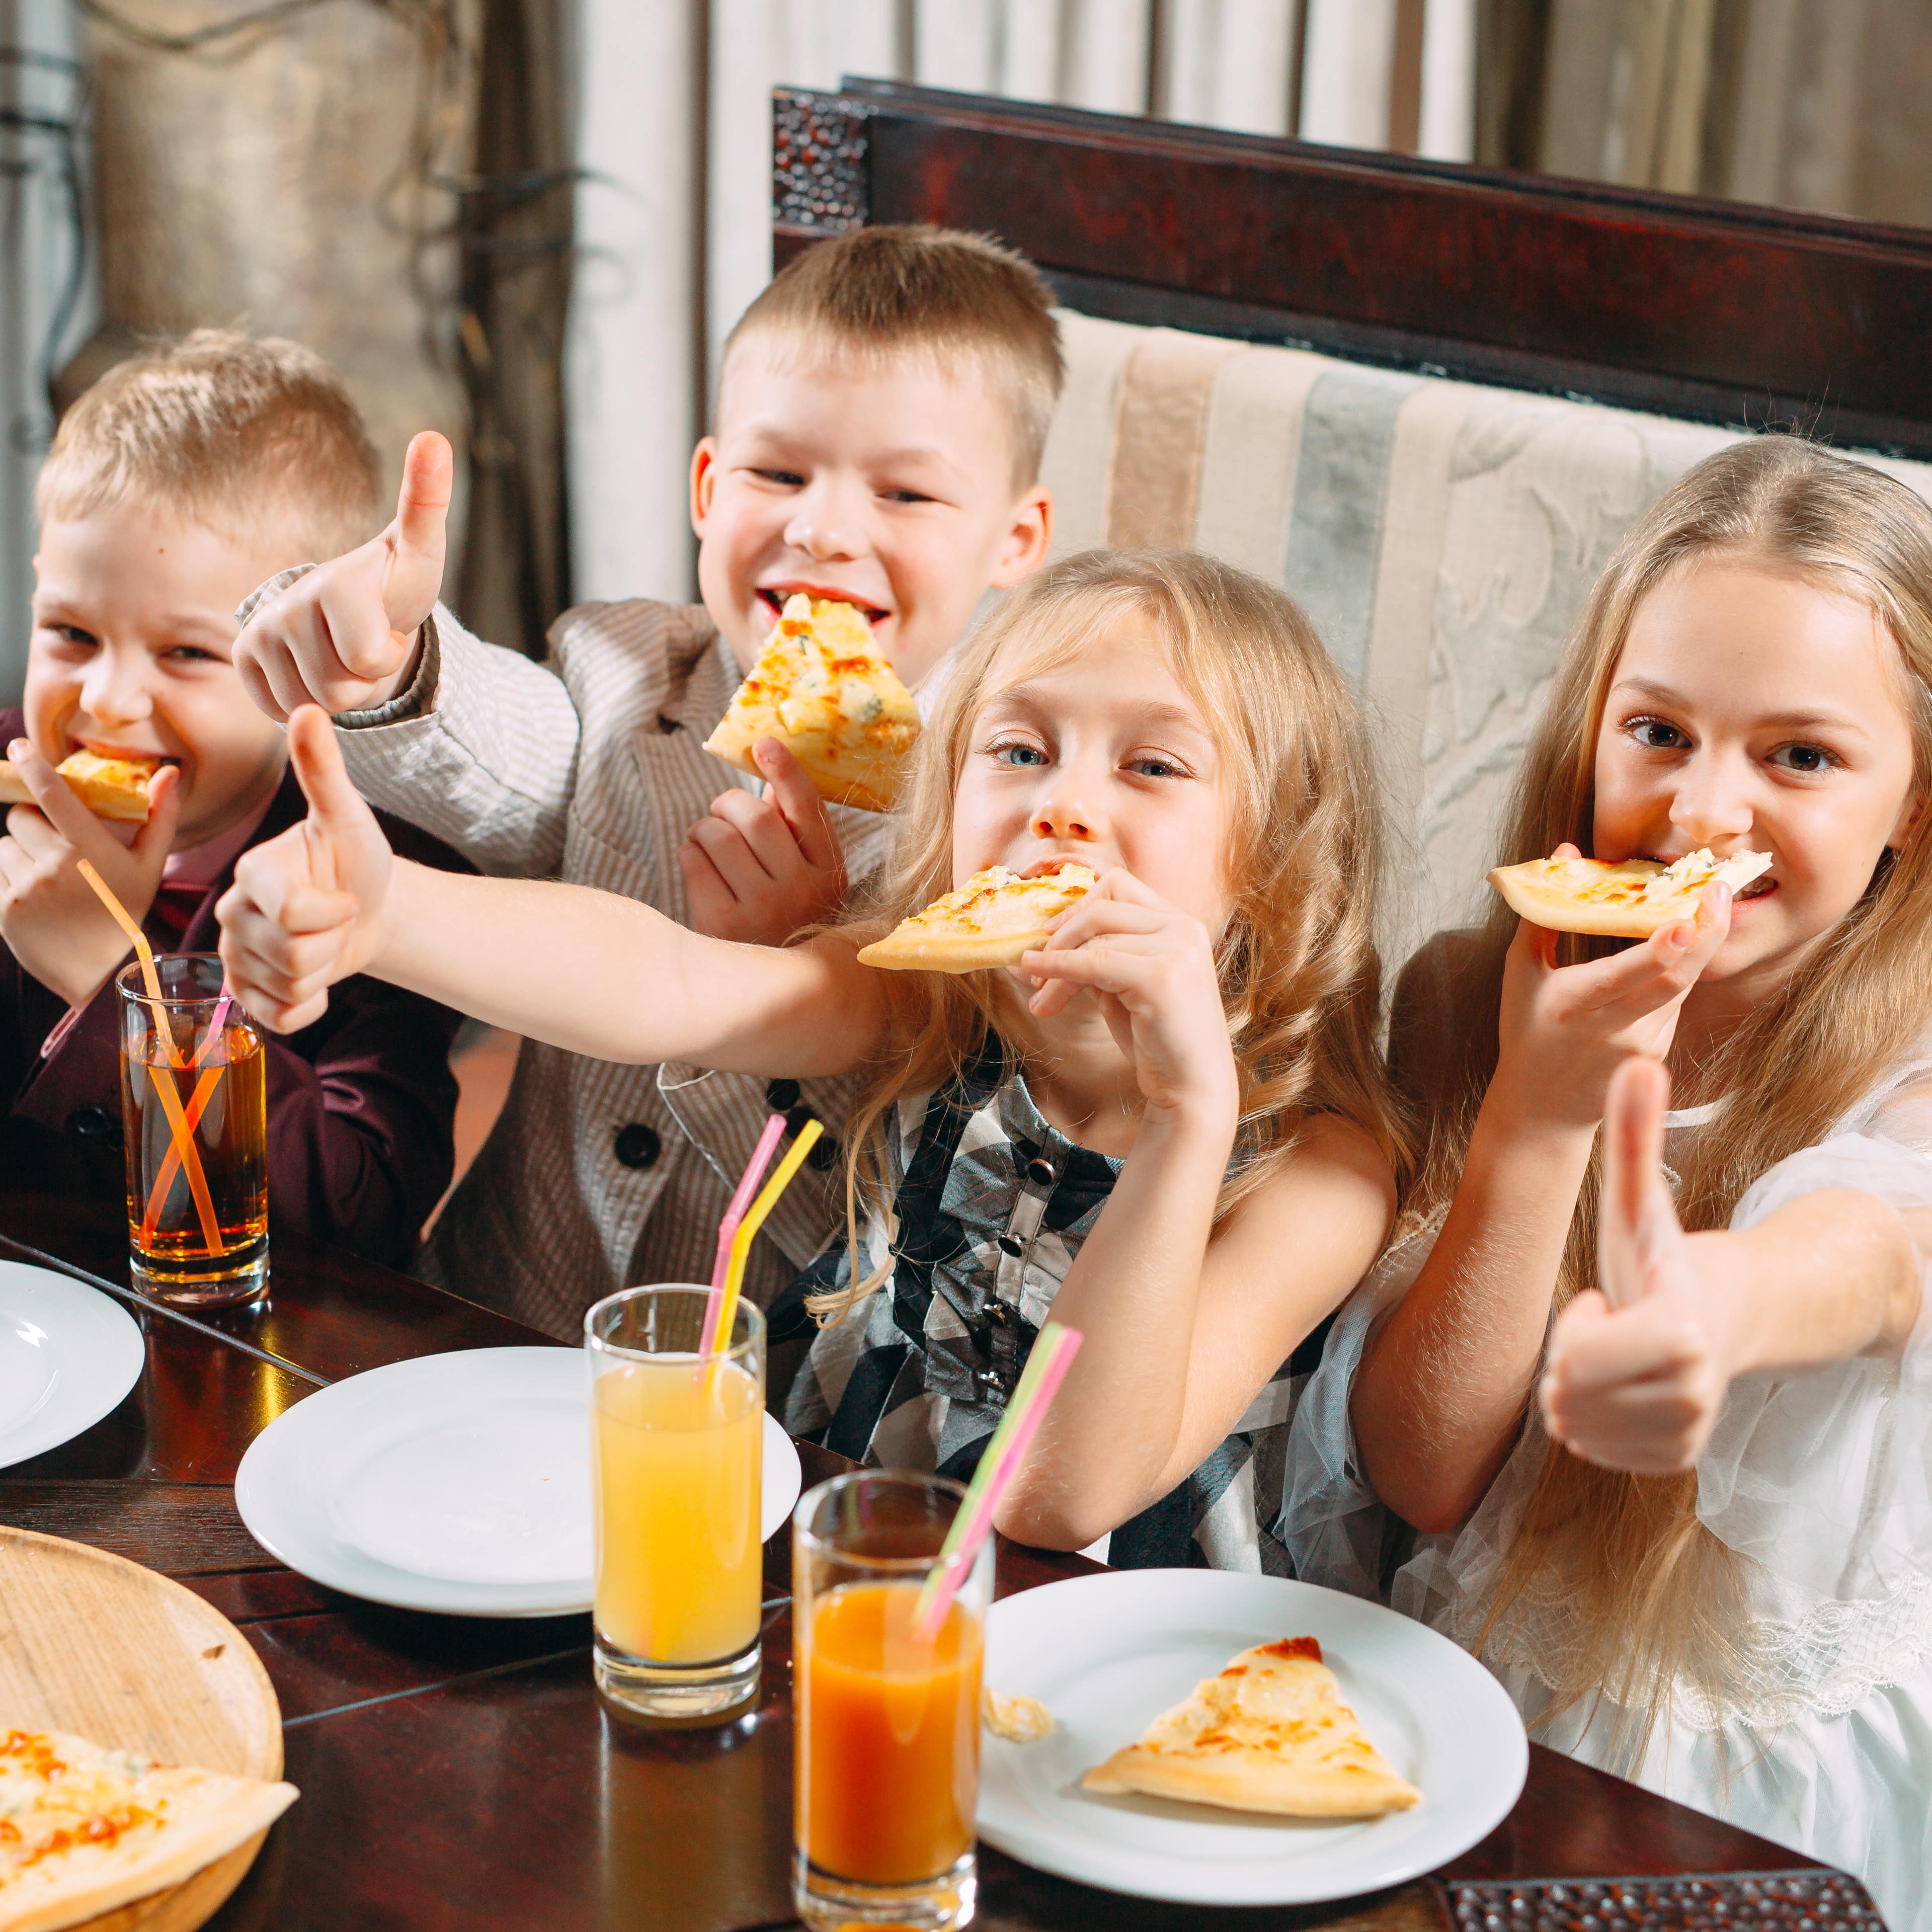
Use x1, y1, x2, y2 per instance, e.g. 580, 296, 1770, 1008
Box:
232, 432, 451, 723
218, 708, 395, 1031
1540, 1057, 1742, 1473
0, 738, 181, 1006
1023, 870, 1239, 1132
1495, 843, 1733, 1133
678, 737, 848, 945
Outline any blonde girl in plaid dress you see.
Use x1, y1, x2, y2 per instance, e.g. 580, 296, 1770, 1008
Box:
218, 548, 1407, 1562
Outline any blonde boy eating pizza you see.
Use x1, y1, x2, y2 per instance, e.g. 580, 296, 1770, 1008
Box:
231, 226, 1061, 1335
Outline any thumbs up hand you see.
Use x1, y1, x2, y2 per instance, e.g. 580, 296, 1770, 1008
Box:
218, 708, 395, 1031
234, 431, 453, 723
1538, 1057, 1742, 1474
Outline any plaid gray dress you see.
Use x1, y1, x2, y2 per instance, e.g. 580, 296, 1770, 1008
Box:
776, 1042, 1331, 1572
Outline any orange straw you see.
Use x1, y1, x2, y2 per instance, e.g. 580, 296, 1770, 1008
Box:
77, 861, 224, 1257
705, 1116, 823, 1394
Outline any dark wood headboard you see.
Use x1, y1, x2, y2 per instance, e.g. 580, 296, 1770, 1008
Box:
773, 79, 1932, 461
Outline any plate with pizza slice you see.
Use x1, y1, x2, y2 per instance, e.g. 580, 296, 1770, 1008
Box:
977, 1569, 1526, 1906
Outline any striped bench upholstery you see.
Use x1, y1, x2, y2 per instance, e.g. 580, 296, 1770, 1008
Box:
1040, 311, 1932, 959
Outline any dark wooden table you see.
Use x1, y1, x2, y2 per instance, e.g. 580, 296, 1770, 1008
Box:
0, 1117, 1871, 1931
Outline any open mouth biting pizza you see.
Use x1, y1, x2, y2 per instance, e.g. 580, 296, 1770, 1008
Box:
0, 749, 158, 824
703, 594, 921, 814
1488, 847, 1774, 938
0, 1724, 297, 1931
1081, 1636, 1422, 1820
855, 862, 1098, 973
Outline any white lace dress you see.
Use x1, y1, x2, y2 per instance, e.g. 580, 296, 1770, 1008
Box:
1284, 1060, 1932, 1931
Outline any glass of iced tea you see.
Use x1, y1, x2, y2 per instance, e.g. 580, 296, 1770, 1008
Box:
792, 1470, 990, 1932
585, 1284, 766, 1719
117, 955, 268, 1307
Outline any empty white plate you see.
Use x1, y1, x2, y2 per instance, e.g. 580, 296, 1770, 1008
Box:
978, 1569, 1527, 1906
233, 1346, 803, 1618
0, 1261, 145, 1470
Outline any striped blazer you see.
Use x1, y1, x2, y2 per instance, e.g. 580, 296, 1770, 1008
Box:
250, 578, 891, 1339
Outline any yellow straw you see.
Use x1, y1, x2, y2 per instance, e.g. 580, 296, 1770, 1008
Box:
706, 1117, 823, 1393
77, 860, 224, 1258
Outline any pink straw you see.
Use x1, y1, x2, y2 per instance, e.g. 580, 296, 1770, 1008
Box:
913, 1323, 1083, 1639
699, 1112, 787, 1356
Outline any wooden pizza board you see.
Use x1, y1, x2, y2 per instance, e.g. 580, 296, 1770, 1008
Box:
0, 1525, 285, 1932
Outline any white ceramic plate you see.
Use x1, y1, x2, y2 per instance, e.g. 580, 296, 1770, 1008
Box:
233, 1346, 803, 1618
0, 1261, 145, 1470
978, 1569, 1527, 1906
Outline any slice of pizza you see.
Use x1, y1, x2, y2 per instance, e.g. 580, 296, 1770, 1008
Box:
1081, 1636, 1422, 1819
1488, 846, 1773, 938
702, 594, 921, 813
0, 1724, 297, 1931
856, 862, 1098, 973
0, 748, 157, 823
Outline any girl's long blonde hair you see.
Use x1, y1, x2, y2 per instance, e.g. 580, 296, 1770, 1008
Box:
813, 546, 1409, 1320
1414, 437, 1932, 1758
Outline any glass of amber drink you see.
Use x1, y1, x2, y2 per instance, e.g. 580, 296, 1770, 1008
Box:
585, 1285, 766, 1719
792, 1471, 989, 1932
117, 956, 268, 1307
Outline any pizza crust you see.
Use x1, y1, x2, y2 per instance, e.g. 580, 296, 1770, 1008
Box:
0, 1726, 298, 1932
702, 595, 920, 813
1488, 847, 1773, 937
1081, 1637, 1422, 1820
0, 750, 156, 824
856, 863, 1098, 973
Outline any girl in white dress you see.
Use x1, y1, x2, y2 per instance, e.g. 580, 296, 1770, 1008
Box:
1289, 437, 1932, 1928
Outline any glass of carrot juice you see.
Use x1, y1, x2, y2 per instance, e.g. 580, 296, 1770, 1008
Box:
792, 1470, 990, 1932
584, 1285, 766, 1719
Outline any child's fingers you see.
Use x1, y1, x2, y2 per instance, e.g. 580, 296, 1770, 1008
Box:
1039, 896, 1172, 949
1548, 1303, 1703, 1392
703, 790, 803, 882
316, 556, 412, 692
685, 814, 776, 894
235, 633, 312, 725
287, 707, 375, 838
752, 741, 842, 878
4, 738, 111, 855
129, 764, 183, 862
378, 431, 452, 641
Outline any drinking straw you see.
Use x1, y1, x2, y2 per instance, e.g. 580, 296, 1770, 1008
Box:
139, 1067, 225, 1245
77, 860, 223, 1256
912, 1320, 1084, 1640
699, 1112, 788, 1357
704, 1116, 823, 1391
141, 985, 239, 1239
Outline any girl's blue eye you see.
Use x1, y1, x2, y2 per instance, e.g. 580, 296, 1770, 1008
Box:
1130, 757, 1179, 779
1629, 718, 1686, 750
1770, 742, 1834, 774
992, 742, 1046, 767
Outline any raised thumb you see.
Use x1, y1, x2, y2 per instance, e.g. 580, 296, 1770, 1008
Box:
379, 430, 452, 634
287, 706, 371, 836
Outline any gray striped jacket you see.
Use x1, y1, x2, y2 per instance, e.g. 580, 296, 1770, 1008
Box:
242, 575, 889, 1338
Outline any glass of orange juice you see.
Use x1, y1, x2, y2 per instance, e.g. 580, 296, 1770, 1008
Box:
117, 955, 268, 1307
792, 1471, 991, 1932
584, 1284, 766, 1719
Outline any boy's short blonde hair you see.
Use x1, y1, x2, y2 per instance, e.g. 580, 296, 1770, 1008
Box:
36, 330, 383, 561
721, 225, 1065, 487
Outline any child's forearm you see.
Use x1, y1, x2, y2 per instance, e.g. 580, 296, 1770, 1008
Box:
1702, 1189, 1922, 1377
370, 859, 881, 1074
992, 1105, 1233, 1548
1355, 1090, 1596, 1534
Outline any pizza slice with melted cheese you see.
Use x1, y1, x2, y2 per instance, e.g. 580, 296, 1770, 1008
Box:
855, 862, 1098, 973
0, 749, 157, 823
0, 1725, 297, 1931
1488, 847, 1773, 938
1081, 1637, 1422, 1819
703, 594, 921, 813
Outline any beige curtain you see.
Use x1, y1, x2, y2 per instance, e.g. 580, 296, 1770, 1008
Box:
1492, 0, 1932, 226
567, 0, 1479, 611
